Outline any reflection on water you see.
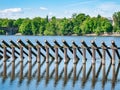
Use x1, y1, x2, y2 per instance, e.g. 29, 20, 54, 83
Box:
0, 58, 120, 90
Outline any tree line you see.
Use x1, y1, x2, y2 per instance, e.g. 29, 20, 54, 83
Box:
0, 11, 120, 35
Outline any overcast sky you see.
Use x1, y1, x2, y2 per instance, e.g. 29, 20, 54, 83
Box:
0, 0, 120, 19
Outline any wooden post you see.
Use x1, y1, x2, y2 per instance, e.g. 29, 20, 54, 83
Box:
11, 62, 15, 80
73, 47, 77, 64
92, 64, 96, 87
82, 63, 86, 85
37, 63, 41, 79
102, 65, 106, 87
10, 40, 28, 56
112, 47, 115, 65
11, 45, 15, 61
111, 41, 116, 65
92, 47, 96, 64
64, 64, 67, 85
64, 47, 67, 64
46, 63, 49, 84
73, 64, 77, 84
3, 45, 7, 61
112, 65, 115, 88
82, 47, 86, 64
55, 46, 58, 63
54, 40, 70, 59
36, 40, 54, 59
28, 45, 32, 62
3, 62, 7, 78
19, 61, 23, 80
28, 62, 32, 79
20, 45, 23, 61
55, 63, 58, 83
102, 48, 106, 65
36, 45, 40, 63
45, 46, 49, 63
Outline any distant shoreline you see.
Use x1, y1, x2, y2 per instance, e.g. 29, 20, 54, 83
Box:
14, 33, 120, 36
84, 33, 120, 36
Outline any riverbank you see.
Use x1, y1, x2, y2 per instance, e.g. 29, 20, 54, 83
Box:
83, 33, 120, 36
15, 33, 120, 36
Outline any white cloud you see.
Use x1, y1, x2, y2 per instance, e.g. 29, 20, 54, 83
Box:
0, 8, 23, 19
0, 8, 22, 13
40, 7, 48, 10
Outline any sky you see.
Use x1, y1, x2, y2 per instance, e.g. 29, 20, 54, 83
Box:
0, 0, 120, 19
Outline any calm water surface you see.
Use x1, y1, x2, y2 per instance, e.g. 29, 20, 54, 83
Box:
0, 35, 120, 90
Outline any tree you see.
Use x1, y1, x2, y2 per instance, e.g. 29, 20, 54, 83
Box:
19, 19, 33, 35
113, 11, 120, 32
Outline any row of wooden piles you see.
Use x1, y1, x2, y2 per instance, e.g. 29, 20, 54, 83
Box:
0, 39, 120, 65
0, 39, 120, 89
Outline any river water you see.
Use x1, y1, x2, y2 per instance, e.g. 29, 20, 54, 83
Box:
0, 35, 120, 90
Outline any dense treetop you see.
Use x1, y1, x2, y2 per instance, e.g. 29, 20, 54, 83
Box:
0, 11, 120, 35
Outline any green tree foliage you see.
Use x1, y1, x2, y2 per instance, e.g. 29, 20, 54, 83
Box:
19, 19, 33, 35
113, 11, 120, 32
0, 12, 117, 35
44, 16, 59, 35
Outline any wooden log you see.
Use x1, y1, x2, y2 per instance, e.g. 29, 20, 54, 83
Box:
28, 45, 32, 62
111, 41, 115, 65
17, 39, 37, 57
11, 62, 15, 80
72, 46, 77, 64
36, 45, 41, 63
0, 44, 11, 59
64, 64, 68, 86
10, 40, 28, 56
11, 45, 15, 61
64, 47, 68, 64
101, 43, 106, 65
73, 64, 77, 86
101, 42, 112, 60
36, 40, 54, 59
3, 62, 7, 78
19, 45, 23, 61
19, 62, 23, 80
102, 65, 106, 87
82, 63, 86, 85
92, 64, 96, 88
81, 40, 92, 56
91, 40, 102, 58
3, 45, 7, 61
82, 47, 86, 64
45, 46, 49, 63
111, 41, 120, 62
55, 63, 58, 85
2, 40, 19, 58
28, 62, 32, 79
72, 41, 83, 55
54, 46, 58, 63
91, 45, 96, 64
45, 63, 49, 85
26, 39, 45, 58
63, 40, 79, 59
45, 40, 62, 59
0, 44, 11, 55
54, 40, 70, 59
112, 65, 116, 86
